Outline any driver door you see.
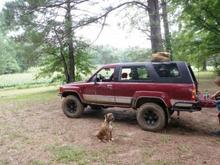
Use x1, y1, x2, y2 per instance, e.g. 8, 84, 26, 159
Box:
83, 67, 115, 104
95, 67, 115, 104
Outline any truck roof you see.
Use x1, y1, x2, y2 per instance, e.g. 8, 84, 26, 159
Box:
102, 61, 187, 68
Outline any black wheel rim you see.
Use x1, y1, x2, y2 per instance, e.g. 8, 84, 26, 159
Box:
66, 100, 77, 113
144, 110, 159, 126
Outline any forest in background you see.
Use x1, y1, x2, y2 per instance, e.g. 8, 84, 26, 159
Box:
0, 0, 219, 84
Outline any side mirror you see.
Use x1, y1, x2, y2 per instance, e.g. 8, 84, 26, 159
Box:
94, 74, 100, 84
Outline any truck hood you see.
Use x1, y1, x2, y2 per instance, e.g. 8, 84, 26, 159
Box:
61, 81, 88, 88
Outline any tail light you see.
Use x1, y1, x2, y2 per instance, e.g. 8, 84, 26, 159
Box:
192, 85, 196, 101
59, 87, 63, 93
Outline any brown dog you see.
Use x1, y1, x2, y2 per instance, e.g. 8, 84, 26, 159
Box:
151, 52, 170, 62
96, 113, 114, 142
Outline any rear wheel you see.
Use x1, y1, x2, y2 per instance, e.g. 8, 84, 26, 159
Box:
62, 95, 84, 118
137, 103, 166, 131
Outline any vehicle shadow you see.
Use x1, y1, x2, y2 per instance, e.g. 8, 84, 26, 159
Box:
83, 107, 220, 137
83, 107, 137, 124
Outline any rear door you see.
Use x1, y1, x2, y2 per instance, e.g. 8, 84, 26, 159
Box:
114, 65, 152, 105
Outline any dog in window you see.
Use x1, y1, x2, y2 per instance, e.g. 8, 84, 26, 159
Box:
96, 113, 114, 142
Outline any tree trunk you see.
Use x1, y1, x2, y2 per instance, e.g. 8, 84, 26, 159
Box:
66, 0, 75, 82
60, 49, 70, 82
202, 60, 207, 71
161, 0, 172, 59
147, 0, 164, 53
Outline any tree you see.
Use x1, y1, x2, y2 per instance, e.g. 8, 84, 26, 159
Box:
171, 0, 220, 70
2, 0, 170, 81
38, 41, 94, 81
114, 0, 164, 53
161, 0, 172, 56
2, 0, 106, 82
0, 25, 20, 74
147, 0, 163, 53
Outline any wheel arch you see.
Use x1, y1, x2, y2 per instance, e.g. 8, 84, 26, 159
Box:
62, 91, 82, 103
134, 97, 170, 124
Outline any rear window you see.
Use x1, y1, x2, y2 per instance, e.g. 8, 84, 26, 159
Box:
153, 63, 180, 78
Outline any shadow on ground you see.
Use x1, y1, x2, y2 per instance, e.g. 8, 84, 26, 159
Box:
83, 107, 220, 137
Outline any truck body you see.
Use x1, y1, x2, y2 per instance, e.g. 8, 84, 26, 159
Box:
59, 61, 215, 131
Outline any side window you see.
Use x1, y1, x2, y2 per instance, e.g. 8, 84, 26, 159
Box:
120, 66, 150, 81
153, 63, 180, 78
137, 67, 149, 80
96, 67, 115, 82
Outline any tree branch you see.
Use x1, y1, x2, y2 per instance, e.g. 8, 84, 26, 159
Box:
73, 1, 149, 29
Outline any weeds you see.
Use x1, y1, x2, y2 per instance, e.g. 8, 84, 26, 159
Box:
50, 145, 89, 164
160, 134, 171, 144
177, 144, 191, 153
31, 160, 46, 165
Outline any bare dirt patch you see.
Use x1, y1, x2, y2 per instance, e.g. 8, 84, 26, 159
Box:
1, 79, 220, 165
1, 94, 220, 165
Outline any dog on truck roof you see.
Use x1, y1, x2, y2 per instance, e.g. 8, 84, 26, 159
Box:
96, 113, 114, 142
151, 52, 170, 62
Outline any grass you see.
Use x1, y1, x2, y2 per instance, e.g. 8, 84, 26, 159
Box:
0, 67, 53, 89
0, 86, 58, 112
193, 71, 218, 93
160, 134, 171, 144
31, 160, 46, 165
50, 145, 89, 164
0, 160, 9, 165
195, 71, 216, 79
48, 144, 117, 165
177, 144, 191, 153
0, 86, 58, 101
0, 73, 51, 88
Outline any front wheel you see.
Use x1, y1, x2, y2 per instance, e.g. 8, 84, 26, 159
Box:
62, 95, 84, 118
136, 103, 166, 131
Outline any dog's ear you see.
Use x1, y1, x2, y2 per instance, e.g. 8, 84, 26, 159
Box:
104, 114, 107, 120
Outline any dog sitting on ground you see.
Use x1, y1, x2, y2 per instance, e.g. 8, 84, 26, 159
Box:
96, 113, 114, 142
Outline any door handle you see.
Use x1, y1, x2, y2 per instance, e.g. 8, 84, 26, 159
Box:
107, 84, 112, 88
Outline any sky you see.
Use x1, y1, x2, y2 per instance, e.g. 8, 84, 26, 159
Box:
0, 0, 10, 10
77, 13, 150, 49
0, 0, 150, 49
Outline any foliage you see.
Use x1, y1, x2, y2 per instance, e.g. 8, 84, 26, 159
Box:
1, 0, 98, 82
214, 61, 220, 76
120, 47, 151, 62
37, 42, 95, 82
90, 45, 120, 64
90, 46, 151, 64
0, 30, 20, 74
171, 0, 220, 71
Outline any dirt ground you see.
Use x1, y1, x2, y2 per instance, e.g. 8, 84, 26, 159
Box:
1, 84, 220, 165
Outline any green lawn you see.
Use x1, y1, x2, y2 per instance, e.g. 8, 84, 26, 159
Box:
0, 86, 58, 105
0, 69, 53, 88
195, 71, 216, 79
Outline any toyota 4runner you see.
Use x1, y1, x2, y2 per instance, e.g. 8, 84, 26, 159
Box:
59, 61, 203, 131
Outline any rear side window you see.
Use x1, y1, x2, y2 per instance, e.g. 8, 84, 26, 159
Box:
153, 63, 180, 77
120, 66, 150, 81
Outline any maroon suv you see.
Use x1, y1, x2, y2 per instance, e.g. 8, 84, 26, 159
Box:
59, 61, 202, 131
